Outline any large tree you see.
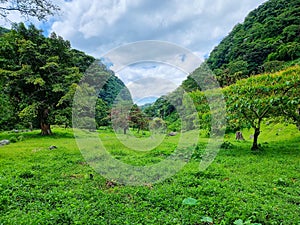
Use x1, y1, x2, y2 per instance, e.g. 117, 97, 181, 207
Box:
0, 0, 59, 21
224, 66, 300, 150
0, 23, 94, 134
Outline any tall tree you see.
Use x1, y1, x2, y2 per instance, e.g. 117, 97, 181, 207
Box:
0, 23, 93, 134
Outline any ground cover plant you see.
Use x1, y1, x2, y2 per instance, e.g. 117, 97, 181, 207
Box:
0, 123, 299, 224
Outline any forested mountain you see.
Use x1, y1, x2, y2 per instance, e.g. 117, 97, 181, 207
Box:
183, 0, 300, 88
0, 23, 126, 133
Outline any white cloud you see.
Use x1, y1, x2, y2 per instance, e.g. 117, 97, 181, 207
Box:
117, 62, 186, 85
50, 0, 267, 58
0, 0, 267, 99
115, 62, 185, 104
47, 0, 267, 98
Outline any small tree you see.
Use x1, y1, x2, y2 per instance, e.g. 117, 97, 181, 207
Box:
224, 66, 300, 150
129, 104, 148, 133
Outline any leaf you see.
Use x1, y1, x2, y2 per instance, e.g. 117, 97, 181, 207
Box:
182, 197, 198, 206
201, 216, 213, 223
234, 219, 244, 225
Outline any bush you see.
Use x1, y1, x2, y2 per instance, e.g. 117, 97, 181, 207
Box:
9, 136, 18, 143
220, 141, 234, 149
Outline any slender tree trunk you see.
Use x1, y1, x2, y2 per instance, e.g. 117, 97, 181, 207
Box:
40, 108, 52, 135
251, 127, 260, 150
123, 125, 128, 135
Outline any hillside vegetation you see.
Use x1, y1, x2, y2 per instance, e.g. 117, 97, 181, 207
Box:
0, 0, 299, 224
0, 24, 126, 133
180, 0, 299, 90
145, 0, 300, 151
206, 0, 300, 86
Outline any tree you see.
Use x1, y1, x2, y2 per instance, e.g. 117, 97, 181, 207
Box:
129, 104, 148, 133
95, 98, 109, 128
224, 66, 300, 150
0, 85, 14, 130
110, 101, 131, 134
0, 23, 93, 134
0, 0, 60, 21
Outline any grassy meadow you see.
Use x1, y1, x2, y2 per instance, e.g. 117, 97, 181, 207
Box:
0, 123, 299, 224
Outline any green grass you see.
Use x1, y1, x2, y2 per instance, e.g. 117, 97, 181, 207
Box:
0, 124, 299, 224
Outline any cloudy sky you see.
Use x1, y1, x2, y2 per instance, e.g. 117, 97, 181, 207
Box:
1, 0, 267, 104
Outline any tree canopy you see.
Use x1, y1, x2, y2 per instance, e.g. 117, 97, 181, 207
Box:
224, 66, 300, 150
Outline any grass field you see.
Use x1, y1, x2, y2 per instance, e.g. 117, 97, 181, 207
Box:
0, 123, 299, 224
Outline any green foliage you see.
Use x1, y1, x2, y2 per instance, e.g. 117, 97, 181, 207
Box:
0, 27, 9, 35
98, 74, 127, 106
223, 66, 300, 149
201, 216, 213, 224
95, 99, 109, 127
182, 197, 198, 206
0, 23, 126, 133
0, 23, 92, 132
129, 104, 148, 132
9, 136, 18, 143
220, 141, 234, 149
0, 86, 14, 130
143, 96, 179, 131
268, 42, 300, 61
234, 219, 262, 225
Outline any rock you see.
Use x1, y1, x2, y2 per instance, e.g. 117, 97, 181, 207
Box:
49, 145, 57, 150
168, 132, 177, 136
0, 140, 10, 146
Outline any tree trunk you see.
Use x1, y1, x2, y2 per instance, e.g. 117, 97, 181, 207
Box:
40, 108, 52, 135
235, 131, 245, 140
123, 125, 128, 135
251, 127, 260, 150
41, 122, 52, 135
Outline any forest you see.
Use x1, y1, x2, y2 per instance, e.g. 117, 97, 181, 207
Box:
0, 0, 299, 224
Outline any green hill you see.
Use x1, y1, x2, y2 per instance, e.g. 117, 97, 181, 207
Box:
180, 0, 300, 90
206, 0, 300, 86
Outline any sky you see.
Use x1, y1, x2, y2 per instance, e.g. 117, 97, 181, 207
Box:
1, 0, 267, 104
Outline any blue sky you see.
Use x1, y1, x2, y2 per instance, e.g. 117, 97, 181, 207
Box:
0, 0, 267, 104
